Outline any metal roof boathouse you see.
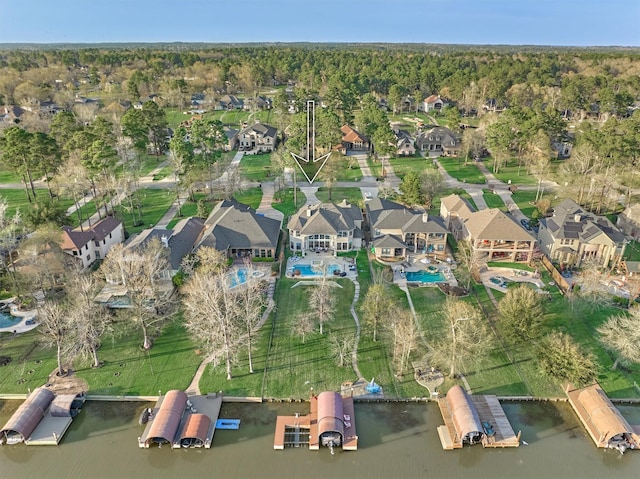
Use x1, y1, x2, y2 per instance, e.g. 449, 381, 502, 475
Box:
437, 385, 520, 450
0, 387, 85, 446
566, 383, 640, 454
138, 390, 222, 449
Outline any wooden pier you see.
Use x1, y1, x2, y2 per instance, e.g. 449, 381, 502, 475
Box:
274, 393, 357, 451
437, 394, 520, 450
24, 415, 73, 446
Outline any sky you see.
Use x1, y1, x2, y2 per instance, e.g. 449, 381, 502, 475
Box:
0, 0, 639, 46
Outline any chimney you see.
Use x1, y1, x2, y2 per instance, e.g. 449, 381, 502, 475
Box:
160, 235, 169, 248
422, 212, 429, 223
306, 206, 312, 217
574, 214, 582, 222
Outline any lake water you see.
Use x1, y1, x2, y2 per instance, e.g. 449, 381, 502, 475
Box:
1, 400, 639, 479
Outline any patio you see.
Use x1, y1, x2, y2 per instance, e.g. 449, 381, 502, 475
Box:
286, 252, 357, 279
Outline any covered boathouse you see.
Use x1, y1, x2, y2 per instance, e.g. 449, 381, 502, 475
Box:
138, 390, 222, 449
437, 385, 520, 450
0, 387, 85, 445
274, 391, 358, 452
566, 383, 640, 454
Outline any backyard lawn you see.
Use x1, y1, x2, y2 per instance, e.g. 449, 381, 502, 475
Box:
115, 188, 176, 236
482, 189, 506, 210
0, 320, 202, 395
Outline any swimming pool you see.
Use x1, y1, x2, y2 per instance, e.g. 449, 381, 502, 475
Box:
0, 311, 21, 329
405, 270, 446, 284
292, 263, 341, 277
228, 268, 266, 288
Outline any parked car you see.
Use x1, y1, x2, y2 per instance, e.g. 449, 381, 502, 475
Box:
520, 218, 532, 231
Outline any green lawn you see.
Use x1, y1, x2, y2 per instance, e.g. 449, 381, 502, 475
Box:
315, 187, 363, 206
490, 159, 538, 186
272, 188, 307, 218
624, 240, 640, 261
387, 156, 433, 178
115, 188, 176, 236
0, 320, 202, 395
511, 190, 554, 218
438, 157, 485, 184
0, 188, 48, 217
240, 153, 273, 182
482, 189, 506, 210
0, 169, 22, 183
165, 194, 213, 229
233, 187, 262, 210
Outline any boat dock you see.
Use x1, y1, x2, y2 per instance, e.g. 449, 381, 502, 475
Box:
138, 391, 223, 449
470, 395, 521, 448
24, 415, 73, 445
274, 392, 357, 451
566, 383, 640, 452
437, 390, 520, 450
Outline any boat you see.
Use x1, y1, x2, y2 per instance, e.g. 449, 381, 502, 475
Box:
138, 408, 153, 425
482, 422, 495, 437
215, 419, 241, 430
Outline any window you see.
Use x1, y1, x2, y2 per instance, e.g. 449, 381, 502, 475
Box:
86, 254, 91, 261
73, 250, 78, 256
381, 248, 391, 256
95, 241, 100, 247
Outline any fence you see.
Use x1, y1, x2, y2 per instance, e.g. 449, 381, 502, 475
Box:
540, 256, 570, 293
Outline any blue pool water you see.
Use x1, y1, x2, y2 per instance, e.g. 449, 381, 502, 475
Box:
406, 270, 446, 284
292, 263, 341, 276
0, 311, 21, 329
228, 268, 265, 288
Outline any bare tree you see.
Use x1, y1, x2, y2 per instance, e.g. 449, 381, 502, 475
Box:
428, 297, 489, 378
328, 331, 356, 368
38, 300, 74, 376
454, 239, 485, 289
384, 307, 418, 377
66, 275, 112, 368
0, 197, 22, 288
292, 312, 315, 344
597, 307, 640, 370
498, 285, 545, 343
361, 272, 394, 342
180, 246, 226, 277
181, 269, 242, 380
308, 272, 336, 335
99, 238, 172, 350
420, 169, 445, 210
233, 261, 267, 374
537, 332, 597, 387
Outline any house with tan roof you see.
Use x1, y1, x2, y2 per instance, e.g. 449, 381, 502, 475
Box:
340, 125, 370, 154
366, 198, 447, 259
440, 194, 536, 263
288, 200, 363, 254
538, 198, 626, 268
421, 95, 446, 112
60, 216, 124, 270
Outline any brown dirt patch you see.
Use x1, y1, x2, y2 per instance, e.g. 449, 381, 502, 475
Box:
44, 368, 88, 395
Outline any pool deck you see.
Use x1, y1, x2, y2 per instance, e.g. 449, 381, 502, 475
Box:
286, 253, 357, 279
0, 298, 38, 333
481, 267, 544, 292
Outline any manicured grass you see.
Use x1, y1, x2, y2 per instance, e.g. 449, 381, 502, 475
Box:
152, 166, 173, 181
272, 188, 307, 218
624, 240, 640, 261
482, 189, 506, 210
165, 194, 213, 229
239, 153, 273, 182
0, 188, 46, 217
388, 156, 434, 178
233, 187, 262, 209
115, 188, 176, 236
66, 199, 100, 228
511, 190, 554, 218
490, 159, 538, 186
438, 157, 485, 184
0, 169, 22, 183
336, 162, 363, 182
0, 320, 202, 395
315, 187, 363, 206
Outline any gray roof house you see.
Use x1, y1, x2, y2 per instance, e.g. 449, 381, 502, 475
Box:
288, 200, 363, 254
237, 121, 278, 153
538, 198, 627, 268
366, 198, 447, 259
215, 95, 244, 111
415, 127, 461, 157
196, 200, 282, 260
393, 128, 416, 156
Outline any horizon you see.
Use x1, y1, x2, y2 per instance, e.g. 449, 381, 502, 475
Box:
0, 0, 639, 47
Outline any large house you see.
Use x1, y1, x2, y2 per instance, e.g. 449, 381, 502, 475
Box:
393, 128, 416, 156
237, 121, 277, 153
415, 127, 461, 157
196, 200, 282, 260
440, 194, 536, 263
288, 201, 363, 254
538, 198, 627, 268
421, 95, 446, 112
340, 125, 370, 154
60, 217, 124, 270
366, 198, 448, 260
617, 204, 640, 240
215, 95, 244, 111
125, 217, 206, 279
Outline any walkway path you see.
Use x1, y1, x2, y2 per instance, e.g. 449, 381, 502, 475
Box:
348, 278, 363, 380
